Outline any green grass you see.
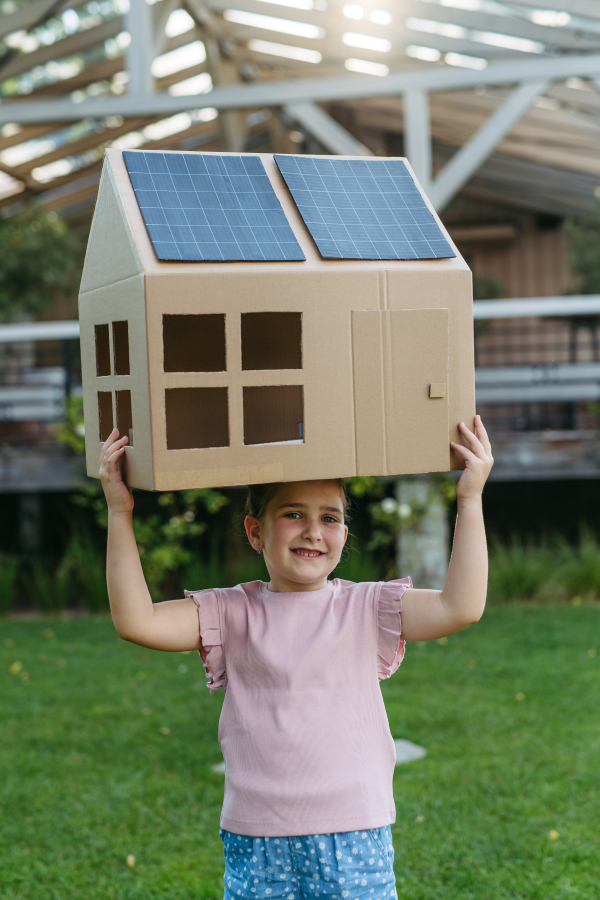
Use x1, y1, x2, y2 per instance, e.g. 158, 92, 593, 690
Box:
1, 606, 599, 899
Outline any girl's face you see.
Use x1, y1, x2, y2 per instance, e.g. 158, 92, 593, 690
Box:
245, 480, 348, 592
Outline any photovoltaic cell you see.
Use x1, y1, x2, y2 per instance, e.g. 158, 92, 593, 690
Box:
123, 151, 305, 262
274, 155, 455, 261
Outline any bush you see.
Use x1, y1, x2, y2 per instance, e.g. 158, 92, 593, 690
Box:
62, 534, 109, 612
25, 561, 69, 614
334, 545, 383, 582
0, 557, 19, 615
487, 538, 560, 602
487, 532, 600, 603
557, 531, 600, 599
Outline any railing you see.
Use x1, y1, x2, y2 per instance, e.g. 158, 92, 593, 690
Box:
473, 295, 600, 432
0, 320, 82, 444
0, 298, 599, 440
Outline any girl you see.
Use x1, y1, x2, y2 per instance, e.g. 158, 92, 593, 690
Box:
100, 417, 493, 900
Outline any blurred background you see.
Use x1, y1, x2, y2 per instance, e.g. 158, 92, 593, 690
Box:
2, 0, 600, 611
1, 5, 600, 898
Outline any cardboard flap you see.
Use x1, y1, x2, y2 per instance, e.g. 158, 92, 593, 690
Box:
80, 161, 143, 294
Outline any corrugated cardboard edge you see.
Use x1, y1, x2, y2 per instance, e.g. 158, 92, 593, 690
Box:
80, 275, 154, 490
79, 163, 154, 490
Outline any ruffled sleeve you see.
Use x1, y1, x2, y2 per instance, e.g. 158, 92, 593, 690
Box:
377, 577, 412, 681
184, 588, 227, 693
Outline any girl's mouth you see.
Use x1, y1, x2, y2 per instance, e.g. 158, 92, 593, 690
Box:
291, 548, 325, 559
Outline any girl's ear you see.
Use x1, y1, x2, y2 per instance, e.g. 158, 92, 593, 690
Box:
343, 525, 349, 545
244, 515, 262, 552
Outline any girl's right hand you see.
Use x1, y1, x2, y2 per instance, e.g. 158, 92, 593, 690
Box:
99, 429, 134, 514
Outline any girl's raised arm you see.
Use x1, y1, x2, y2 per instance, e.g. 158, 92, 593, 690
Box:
400, 416, 494, 641
100, 429, 200, 651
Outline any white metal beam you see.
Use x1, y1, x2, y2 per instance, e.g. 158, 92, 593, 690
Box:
403, 90, 431, 193
1, 296, 599, 345
2, 53, 600, 124
126, 0, 154, 97
473, 295, 600, 319
429, 79, 548, 210
284, 102, 372, 156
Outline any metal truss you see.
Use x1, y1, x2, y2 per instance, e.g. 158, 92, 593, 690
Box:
3, 0, 600, 213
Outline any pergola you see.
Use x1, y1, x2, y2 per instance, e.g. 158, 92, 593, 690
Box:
1, 0, 600, 226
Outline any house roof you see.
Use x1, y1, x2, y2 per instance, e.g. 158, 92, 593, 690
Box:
81, 148, 467, 285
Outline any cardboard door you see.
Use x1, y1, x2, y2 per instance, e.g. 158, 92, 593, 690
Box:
352, 308, 449, 475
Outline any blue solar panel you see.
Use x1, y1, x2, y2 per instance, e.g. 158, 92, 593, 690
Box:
123, 151, 305, 262
274, 155, 455, 261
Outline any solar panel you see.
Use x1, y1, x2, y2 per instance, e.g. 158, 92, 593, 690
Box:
274, 155, 455, 261
123, 151, 306, 262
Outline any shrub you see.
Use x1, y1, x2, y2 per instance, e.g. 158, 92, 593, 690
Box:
0, 557, 19, 615
557, 531, 600, 599
25, 561, 69, 614
487, 538, 559, 603
61, 534, 109, 612
334, 545, 383, 583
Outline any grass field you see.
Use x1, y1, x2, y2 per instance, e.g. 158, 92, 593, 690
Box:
1, 604, 599, 900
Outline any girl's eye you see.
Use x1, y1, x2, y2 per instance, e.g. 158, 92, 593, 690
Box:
322, 516, 338, 524
285, 512, 301, 519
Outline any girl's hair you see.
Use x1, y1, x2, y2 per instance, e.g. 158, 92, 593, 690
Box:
245, 479, 349, 523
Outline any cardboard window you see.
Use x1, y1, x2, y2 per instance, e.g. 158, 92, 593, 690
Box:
95, 324, 111, 376
241, 312, 302, 370
165, 387, 229, 450
116, 389, 133, 446
98, 391, 114, 441
113, 321, 130, 375
243, 385, 304, 445
163, 314, 226, 373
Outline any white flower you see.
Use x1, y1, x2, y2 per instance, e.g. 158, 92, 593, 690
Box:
381, 498, 398, 514
336, 852, 343, 860
319, 842, 325, 849
361, 880, 367, 887
398, 503, 412, 519
342, 892, 350, 898
352, 848, 358, 855
266, 890, 272, 896
339, 877, 345, 884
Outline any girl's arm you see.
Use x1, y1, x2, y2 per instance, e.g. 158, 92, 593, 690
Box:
100, 429, 200, 651
400, 416, 493, 641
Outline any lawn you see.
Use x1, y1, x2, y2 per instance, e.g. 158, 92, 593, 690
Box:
1, 605, 599, 900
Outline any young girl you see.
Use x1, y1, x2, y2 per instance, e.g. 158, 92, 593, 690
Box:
100, 417, 493, 900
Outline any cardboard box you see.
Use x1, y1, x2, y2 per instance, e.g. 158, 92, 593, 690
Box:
79, 150, 474, 490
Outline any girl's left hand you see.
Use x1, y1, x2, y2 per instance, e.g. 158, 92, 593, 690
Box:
451, 416, 494, 503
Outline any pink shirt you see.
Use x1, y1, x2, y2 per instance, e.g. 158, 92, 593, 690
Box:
185, 577, 411, 837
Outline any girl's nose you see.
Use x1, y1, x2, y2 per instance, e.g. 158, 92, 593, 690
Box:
301, 518, 322, 541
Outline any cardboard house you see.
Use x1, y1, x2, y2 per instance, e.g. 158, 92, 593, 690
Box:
79, 149, 474, 491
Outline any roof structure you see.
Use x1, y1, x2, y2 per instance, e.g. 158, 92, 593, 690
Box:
1, 0, 600, 224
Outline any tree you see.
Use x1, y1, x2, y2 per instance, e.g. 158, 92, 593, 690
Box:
0, 206, 83, 321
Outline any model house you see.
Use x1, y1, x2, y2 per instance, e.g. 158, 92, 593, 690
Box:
79, 149, 474, 491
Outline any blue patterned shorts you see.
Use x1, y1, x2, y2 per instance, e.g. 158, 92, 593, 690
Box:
220, 826, 397, 900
